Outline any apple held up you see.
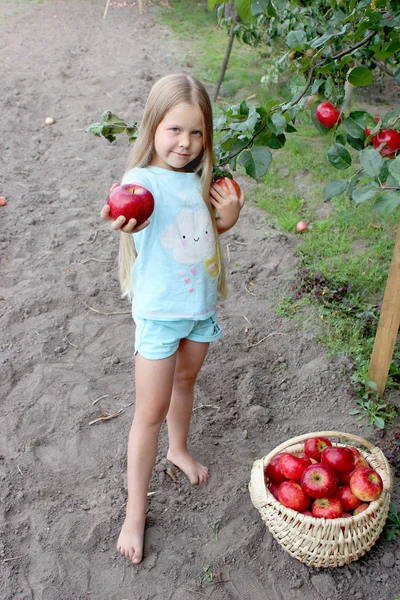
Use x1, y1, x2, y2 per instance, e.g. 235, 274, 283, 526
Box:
107, 183, 154, 227
213, 176, 241, 197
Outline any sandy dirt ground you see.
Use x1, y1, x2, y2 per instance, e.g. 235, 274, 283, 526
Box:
1, 1, 399, 599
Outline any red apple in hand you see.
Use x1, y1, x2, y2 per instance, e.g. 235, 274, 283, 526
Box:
304, 437, 332, 461
301, 464, 338, 499
214, 177, 241, 196
321, 446, 355, 473
335, 485, 361, 511
312, 496, 343, 519
107, 183, 154, 227
264, 453, 289, 484
279, 454, 311, 481
349, 468, 383, 502
278, 481, 310, 512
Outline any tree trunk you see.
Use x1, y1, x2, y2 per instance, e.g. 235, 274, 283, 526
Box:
214, 1, 237, 102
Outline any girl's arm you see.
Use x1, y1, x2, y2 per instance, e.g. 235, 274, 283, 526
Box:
210, 179, 245, 234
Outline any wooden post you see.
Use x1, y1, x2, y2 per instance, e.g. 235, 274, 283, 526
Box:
368, 222, 400, 394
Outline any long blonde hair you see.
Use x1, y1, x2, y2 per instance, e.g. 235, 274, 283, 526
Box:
119, 73, 227, 300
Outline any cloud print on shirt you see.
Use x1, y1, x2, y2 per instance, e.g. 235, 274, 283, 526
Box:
160, 208, 215, 265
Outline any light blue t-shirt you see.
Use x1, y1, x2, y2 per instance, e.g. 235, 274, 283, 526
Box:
121, 166, 219, 321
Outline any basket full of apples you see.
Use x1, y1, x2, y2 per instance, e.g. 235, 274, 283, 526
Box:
249, 431, 392, 568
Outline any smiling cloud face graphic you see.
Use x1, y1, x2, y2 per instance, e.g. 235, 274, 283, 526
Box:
160, 209, 215, 265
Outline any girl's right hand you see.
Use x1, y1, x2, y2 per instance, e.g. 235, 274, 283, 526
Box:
100, 183, 150, 233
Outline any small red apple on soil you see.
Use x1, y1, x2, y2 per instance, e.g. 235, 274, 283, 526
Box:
349, 468, 383, 502
321, 446, 355, 473
278, 481, 310, 512
279, 454, 312, 481
373, 129, 400, 157
301, 463, 338, 499
304, 437, 332, 461
264, 453, 289, 484
107, 183, 154, 226
315, 101, 341, 129
213, 177, 241, 196
335, 485, 361, 511
353, 503, 370, 515
0, 196, 6, 206
312, 496, 343, 519
296, 221, 308, 233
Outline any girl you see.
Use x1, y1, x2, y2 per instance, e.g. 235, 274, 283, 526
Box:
101, 73, 244, 565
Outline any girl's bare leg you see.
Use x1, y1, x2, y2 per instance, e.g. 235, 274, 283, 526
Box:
166, 339, 210, 485
117, 351, 177, 564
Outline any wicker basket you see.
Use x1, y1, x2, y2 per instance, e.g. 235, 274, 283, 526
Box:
249, 431, 392, 568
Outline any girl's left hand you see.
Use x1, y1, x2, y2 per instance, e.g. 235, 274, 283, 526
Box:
210, 179, 245, 233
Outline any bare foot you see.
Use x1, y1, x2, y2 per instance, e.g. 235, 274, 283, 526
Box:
117, 506, 146, 565
167, 448, 209, 484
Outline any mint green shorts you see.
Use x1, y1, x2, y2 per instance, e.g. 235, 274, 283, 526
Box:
134, 314, 221, 360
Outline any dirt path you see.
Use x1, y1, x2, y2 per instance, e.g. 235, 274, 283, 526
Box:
1, 1, 399, 599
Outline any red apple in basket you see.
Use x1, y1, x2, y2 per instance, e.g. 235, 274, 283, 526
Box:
353, 503, 370, 516
268, 482, 280, 501
349, 468, 383, 502
335, 485, 361, 511
264, 453, 289, 484
301, 463, 338, 499
304, 437, 332, 461
278, 481, 310, 512
321, 446, 355, 473
279, 454, 312, 481
107, 183, 154, 227
312, 496, 343, 519
339, 454, 369, 484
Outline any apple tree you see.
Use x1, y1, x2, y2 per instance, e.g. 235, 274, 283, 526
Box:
208, 0, 400, 215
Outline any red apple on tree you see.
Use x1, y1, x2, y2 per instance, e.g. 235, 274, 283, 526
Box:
312, 496, 343, 519
349, 468, 383, 502
213, 177, 241, 196
107, 183, 154, 227
335, 485, 361, 511
373, 129, 400, 157
264, 453, 289, 484
301, 463, 338, 499
321, 446, 355, 473
278, 481, 310, 512
304, 436, 332, 461
315, 101, 341, 129
279, 454, 312, 481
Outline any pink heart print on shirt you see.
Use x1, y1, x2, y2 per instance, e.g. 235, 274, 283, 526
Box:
184, 278, 190, 284
189, 288, 194, 293
191, 268, 197, 275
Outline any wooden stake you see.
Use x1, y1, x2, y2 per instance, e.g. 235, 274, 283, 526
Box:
368, 222, 400, 394
139, 0, 143, 14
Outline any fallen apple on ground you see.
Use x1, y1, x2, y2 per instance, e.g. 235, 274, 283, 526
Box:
296, 221, 308, 233
107, 183, 154, 227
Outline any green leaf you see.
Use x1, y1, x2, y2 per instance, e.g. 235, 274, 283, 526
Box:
367, 380, 378, 391
286, 30, 307, 49
327, 144, 352, 170
388, 156, 400, 183
251, 0, 267, 16
267, 113, 287, 135
234, 0, 255, 22
323, 179, 348, 202
374, 417, 385, 430
208, 0, 227, 9
352, 184, 379, 206
374, 191, 400, 216
238, 146, 272, 179
359, 148, 383, 178
347, 66, 373, 87
347, 135, 365, 151
343, 117, 366, 140
290, 74, 307, 96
